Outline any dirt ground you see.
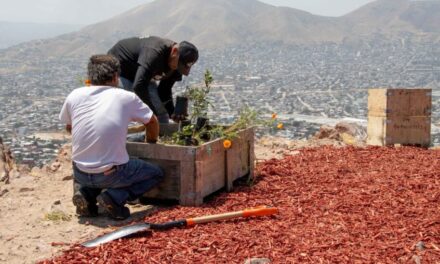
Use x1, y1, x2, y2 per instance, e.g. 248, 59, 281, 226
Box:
0, 135, 349, 264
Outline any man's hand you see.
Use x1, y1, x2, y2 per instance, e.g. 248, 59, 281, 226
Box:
145, 115, 159, 143
171, 114, 187, 123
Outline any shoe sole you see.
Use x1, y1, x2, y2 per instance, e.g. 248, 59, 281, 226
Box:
97, 194, 114, 213
97, 194, 129, 220
72, 192, 90, 216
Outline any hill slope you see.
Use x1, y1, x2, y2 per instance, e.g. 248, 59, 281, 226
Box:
0, 0, 346, 59
344, 0, 440, 36
1, 0, 439, 60
0, 21, 81, 49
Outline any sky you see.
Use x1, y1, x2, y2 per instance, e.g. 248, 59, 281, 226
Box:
0, 0, 376, 25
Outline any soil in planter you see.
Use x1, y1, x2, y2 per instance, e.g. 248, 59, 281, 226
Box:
181, 135, 199, 146
180, 119, 191, 127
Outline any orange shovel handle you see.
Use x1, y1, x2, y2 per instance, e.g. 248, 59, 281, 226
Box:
186, 206, 278, 226
242, 206, 279, 217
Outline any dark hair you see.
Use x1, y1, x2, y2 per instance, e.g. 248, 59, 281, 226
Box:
178, 41, 198, 64
87, 54, 120, 85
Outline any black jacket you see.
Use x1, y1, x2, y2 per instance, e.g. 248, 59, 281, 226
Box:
108, 36, 182, 116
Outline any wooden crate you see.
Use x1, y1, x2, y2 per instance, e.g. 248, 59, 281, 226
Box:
126, 126, 255, 206
367, 88, 432, 147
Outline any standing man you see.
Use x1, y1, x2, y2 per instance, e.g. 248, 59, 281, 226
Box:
108, 36, 199, 123
59, 54, 163, 220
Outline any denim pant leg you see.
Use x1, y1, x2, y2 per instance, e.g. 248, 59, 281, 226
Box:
73, 178, 101, 203
73, 167, 110, 204
106, 159, 164, 205
119, 76, 134, 92
147, 81, 170, 123
74, 160, 163, 206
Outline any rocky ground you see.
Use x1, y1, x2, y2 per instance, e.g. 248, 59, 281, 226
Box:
0, 123, 380, 264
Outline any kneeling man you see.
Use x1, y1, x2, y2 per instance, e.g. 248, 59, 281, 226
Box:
59, 54, 163, 220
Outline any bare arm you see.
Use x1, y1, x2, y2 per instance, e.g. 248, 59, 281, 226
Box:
65, 125, 72, 134
145, 114, 159, 143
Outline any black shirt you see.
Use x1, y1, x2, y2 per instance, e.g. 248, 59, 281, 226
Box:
108, 36, 182, 116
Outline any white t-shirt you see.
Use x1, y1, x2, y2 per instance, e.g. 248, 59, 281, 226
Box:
59, 86, 153, 173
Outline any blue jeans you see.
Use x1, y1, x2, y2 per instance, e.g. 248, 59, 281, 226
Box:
119, 76, 170, 123
73, 159, 163, 206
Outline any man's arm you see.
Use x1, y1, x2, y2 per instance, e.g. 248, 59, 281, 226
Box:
157, 78, 176, 117
65, 124, 72, 134
145, 114, 159, 143
132, 66, 157, 114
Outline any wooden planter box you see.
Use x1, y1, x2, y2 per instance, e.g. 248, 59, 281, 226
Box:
367, 88, 432, 146
126, 125, 255, 206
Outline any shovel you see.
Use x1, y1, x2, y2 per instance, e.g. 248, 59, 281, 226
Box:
82, 206, 278, 247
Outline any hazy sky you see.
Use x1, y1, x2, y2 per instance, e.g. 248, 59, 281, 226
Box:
0, 0, 376, 25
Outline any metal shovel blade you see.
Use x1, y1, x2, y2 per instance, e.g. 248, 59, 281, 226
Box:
81, 206, 278, 248
82, 223, 150, 248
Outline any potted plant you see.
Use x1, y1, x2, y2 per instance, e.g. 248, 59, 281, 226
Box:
187, 70, 213, 131
162, 70, 282, 146
174, 96, 189, 117
169, 70, 214, 145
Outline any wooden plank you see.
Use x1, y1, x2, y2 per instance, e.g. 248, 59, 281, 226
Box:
368, 88, 432, 117
241, 130, 252, 176
367, 116, 431, 146
248, 128, 255, 181
198, 151, 226, 198
127, 124, 145, 134
228, 132, 247, 182
195, 138, 226, 161
179, 161, 197, 206
225, 127, 255, 190
386, 116, 431, 146
387, 89, 432, 117
193, 161, 204, 206
127, 142, 196, 161
225, 147, 238, 192
367, 116, 386, 146
368, 89, 388, 117
236, 128, 254, 180
141, 159, 181, 200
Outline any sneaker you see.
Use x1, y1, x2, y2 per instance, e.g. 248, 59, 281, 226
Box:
97, 192, 130, 220
72, 190, 98, 217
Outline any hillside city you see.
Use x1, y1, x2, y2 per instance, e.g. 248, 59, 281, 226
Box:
1, 39, 440, 167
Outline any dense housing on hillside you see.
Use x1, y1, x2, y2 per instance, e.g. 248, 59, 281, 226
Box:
1, 40, 440, 166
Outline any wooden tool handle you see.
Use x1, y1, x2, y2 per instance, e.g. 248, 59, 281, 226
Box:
127, 124, 146, 134
186, 206, 278, 226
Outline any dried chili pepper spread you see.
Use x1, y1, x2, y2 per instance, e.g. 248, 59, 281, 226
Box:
41, 146, 440, 263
